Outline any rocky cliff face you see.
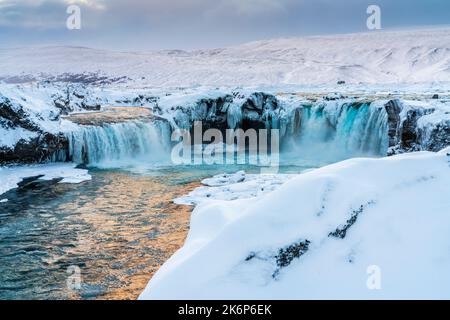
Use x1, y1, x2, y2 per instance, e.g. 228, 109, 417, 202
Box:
0, 133, 69, 164
0, 96, 69, 164
385, 99, 450, 154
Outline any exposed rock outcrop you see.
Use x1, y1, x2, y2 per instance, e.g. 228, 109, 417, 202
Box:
171, 92, 284, 137
0, 97, 42, 132
385, 99, 449, 155
0, 133, 69, 164
385, 99, 402, 148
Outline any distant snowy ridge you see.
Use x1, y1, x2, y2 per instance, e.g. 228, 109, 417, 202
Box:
140, 148, 450, 299
1, 28, 449, 86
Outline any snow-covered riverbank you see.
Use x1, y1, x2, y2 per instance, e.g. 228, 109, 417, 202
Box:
0, 163, 91, 201
140, 147, 450, 299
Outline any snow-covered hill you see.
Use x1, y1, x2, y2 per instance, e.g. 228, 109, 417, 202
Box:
1, 28, 449, 86
140, 148, 450, 299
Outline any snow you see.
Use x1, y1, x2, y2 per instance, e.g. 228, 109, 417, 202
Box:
0, 28, 449, 87
0, 84, 66, 132
140, 148, 450, 299
0, 126, 38, 148
415, 100, 450, 128
174, 171, 295, 205
0, 163, 92, 197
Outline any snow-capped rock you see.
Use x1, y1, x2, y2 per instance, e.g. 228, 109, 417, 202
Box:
0, 163, 91, 197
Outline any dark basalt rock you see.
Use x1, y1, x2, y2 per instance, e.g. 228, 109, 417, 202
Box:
174, 92, 282, 139
385, 99, 402, 149
0, 132, 69, 165
272, 240, 310, 278
0, 98, 41, 132
419, 121, 450, 152
244, 239, 311, 279
329, 200, 376, 239
275, 240, 311, 269
401, 110, 420, 150
385, 99, 447, 154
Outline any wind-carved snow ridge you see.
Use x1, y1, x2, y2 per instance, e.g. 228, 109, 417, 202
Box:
140, 149, 450, 300
65, 120, 172, 166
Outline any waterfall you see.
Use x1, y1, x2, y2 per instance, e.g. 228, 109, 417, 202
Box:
61, 99, 390, 168
286, 101, 389, 161
65, 120, 172, 166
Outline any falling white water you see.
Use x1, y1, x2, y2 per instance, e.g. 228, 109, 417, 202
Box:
66, 121, 172, 166
285, 101, 389, 161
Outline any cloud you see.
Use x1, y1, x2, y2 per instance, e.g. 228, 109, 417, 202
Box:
0, 0, 106, 28
0, 0, 448, 49
225, 0, 290, 16
63, 0, 106, 10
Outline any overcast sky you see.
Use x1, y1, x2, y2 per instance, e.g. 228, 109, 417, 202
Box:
0, 0, 449, 50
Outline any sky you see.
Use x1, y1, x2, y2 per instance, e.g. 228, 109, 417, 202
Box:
0, 0, 449, 50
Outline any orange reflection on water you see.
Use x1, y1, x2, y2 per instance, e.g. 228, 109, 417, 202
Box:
55, 171, 199, 300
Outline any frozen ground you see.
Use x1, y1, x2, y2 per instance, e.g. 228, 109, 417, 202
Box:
140, 148, 450, 299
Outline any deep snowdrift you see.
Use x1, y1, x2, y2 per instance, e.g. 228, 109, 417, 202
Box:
140, 148, 450, 299
0, 28, 449, 86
